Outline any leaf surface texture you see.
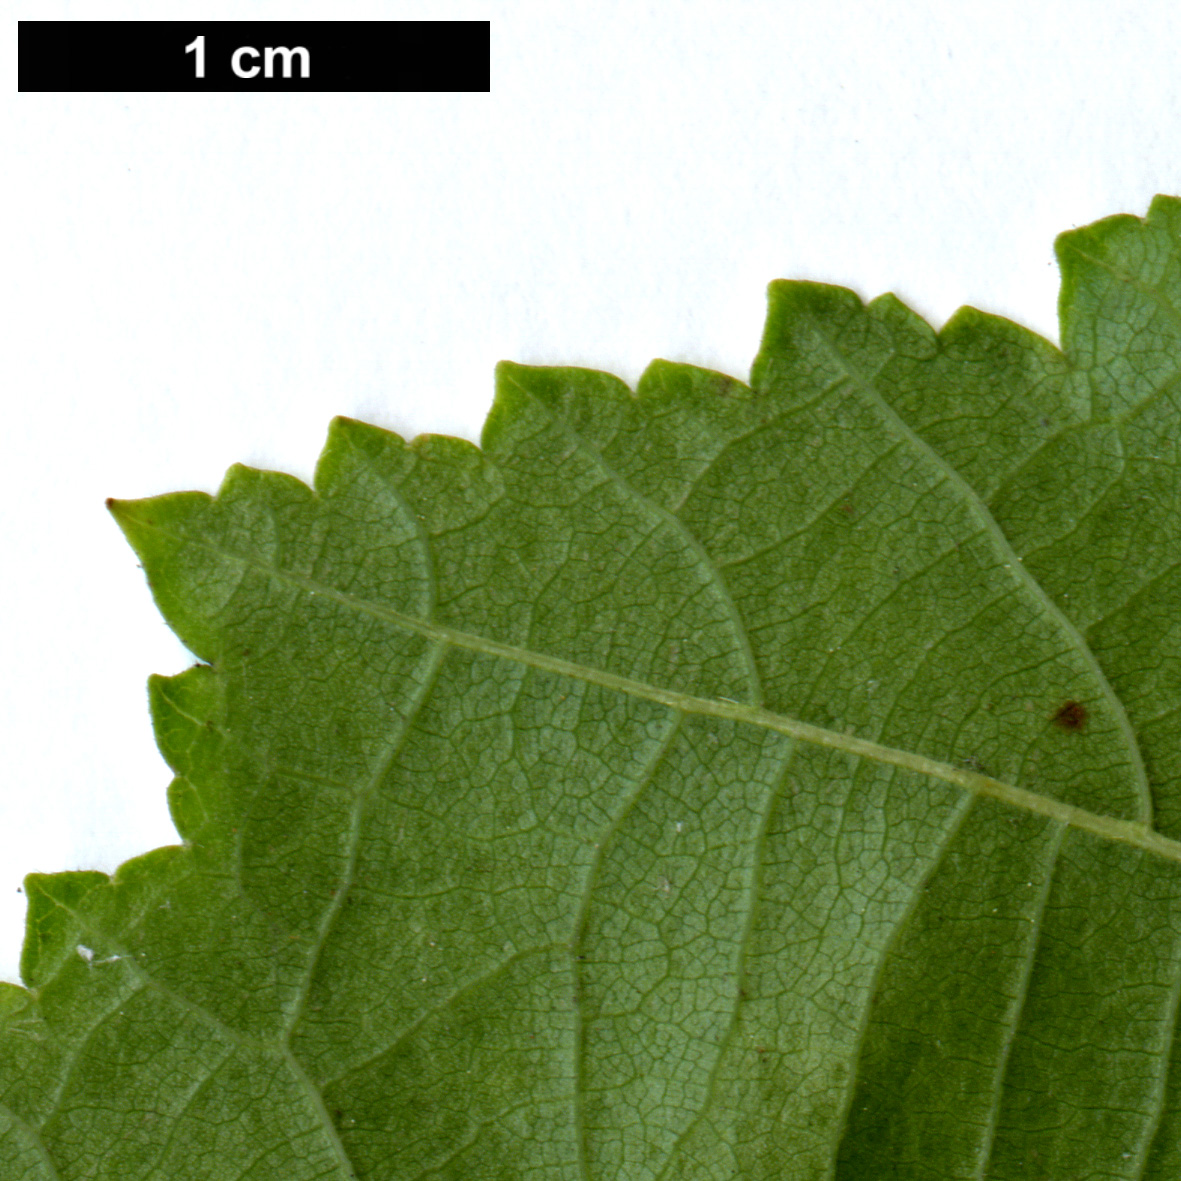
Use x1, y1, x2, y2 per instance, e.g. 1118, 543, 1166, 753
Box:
5, 199, 1181, 1180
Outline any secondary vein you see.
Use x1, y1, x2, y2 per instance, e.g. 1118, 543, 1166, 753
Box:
0, 1100, 63, 1181
500, 368, 766, 708
281, 636, 450, 1041
799, 312, 1154, 824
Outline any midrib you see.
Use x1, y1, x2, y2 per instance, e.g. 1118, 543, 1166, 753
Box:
172, 530, 1181, 867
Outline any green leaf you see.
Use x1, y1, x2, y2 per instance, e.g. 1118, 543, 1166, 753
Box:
5, 197, 1181, 1180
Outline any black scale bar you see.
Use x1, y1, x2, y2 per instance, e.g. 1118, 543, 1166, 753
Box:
18, 21, 489, 93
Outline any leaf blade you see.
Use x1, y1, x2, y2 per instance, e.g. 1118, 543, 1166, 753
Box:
6, 199, 1181, 1179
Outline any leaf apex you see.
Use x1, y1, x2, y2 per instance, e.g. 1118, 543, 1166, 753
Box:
106, 495, 163, 556
105, 495, 138, 523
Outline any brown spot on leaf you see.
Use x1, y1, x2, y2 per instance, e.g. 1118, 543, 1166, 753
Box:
1052, 700, 1088, 732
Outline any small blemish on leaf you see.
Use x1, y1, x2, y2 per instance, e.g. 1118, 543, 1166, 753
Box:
1051, 700, 1088, 732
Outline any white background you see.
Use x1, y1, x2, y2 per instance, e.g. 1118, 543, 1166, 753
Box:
5, 0, 1181, 983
